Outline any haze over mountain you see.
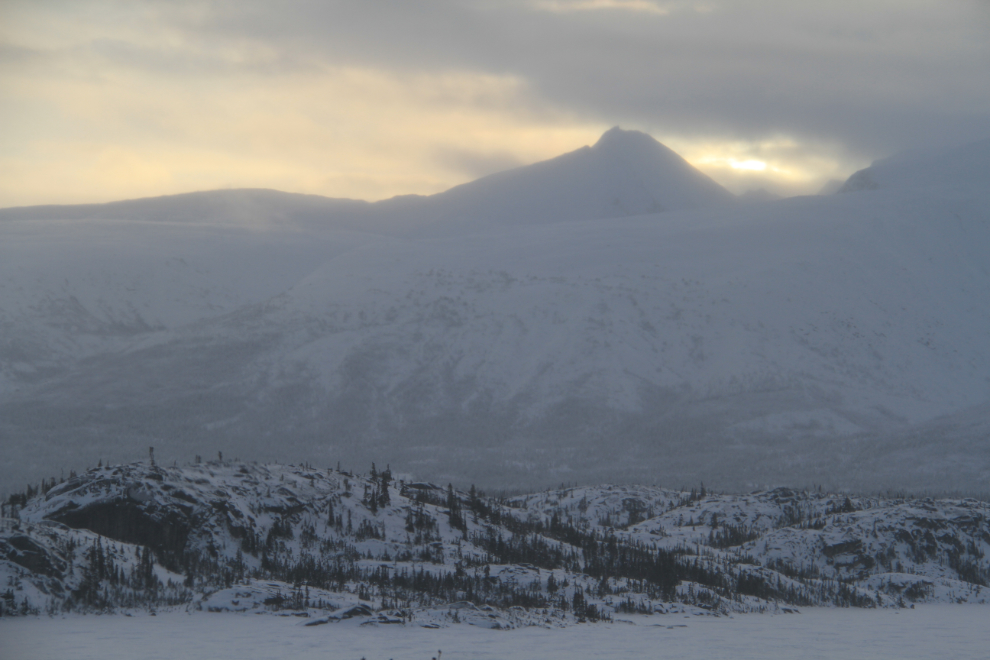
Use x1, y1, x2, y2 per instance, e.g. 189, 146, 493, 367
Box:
0, 128, 734, 237
1, 129, 988, 495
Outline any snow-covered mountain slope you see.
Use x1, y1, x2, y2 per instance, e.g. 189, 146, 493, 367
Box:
0, 127, 730, 366
391, 126, 735, 235
839, 137, 990, 193
0, 218, 374, 340
3, 461, 987, 619
0, 128, 733, 238
1, 133, 988, 494
0, 188, 373, 228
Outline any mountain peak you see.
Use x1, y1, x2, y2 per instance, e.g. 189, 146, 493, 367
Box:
593, 125, 651, 145
592, 126, 668, 156
408, 126, 734, 233
588, 126, 705, 177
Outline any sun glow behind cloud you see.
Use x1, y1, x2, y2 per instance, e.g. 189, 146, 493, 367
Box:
534, 0, 670, 15
670, 135, 858, 196
0, 24, 853, 207
0, 48, 607, 205
6, 0, 975, 207
0, 14, 857, 208
0, 44, 852, 206
729, 159, 767, 171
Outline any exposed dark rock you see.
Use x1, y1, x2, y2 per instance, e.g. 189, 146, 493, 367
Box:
1, 535, 65, 578
823, 539, 863, 558
49, 500, 191, 559
340, 603, 374, 619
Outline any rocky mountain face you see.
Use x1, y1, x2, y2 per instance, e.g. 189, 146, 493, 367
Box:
2, 461, 987, 620
1, 132, 989, 494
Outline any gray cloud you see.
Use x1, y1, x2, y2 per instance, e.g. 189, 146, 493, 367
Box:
148, 0, 990, 162
4, 0, 989, 200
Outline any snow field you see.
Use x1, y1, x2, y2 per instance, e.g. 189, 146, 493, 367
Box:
2, 605, 988, 660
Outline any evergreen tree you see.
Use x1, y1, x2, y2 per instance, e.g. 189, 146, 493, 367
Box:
378, 466, 392, 508
446, 484, 465, 531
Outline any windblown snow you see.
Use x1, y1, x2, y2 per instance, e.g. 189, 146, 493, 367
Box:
1, 129, 989, 493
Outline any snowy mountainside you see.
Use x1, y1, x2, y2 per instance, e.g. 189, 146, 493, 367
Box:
0, 218, 377, 348
0, 188, 374, 228
1, 133, 990, 493
2, 461, 988, 620
0, 128, 733, 238
397, 126, 735, 235
839, 137, 990, 193
0, 127, 728, 386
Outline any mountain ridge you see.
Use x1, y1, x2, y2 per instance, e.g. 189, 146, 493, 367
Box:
0, 128, 735, 237
839, 137, 990, 193
1, 133, 989, 494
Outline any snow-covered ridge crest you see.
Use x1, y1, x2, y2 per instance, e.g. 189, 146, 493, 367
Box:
415, 126, 735, 232
0, 127, 734, 236
839, 137, 990, 193
2, 461, 987, 620
1, 133, 990, 495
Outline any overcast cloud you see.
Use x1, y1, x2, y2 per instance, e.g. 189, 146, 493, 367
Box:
1, 0, 988, 205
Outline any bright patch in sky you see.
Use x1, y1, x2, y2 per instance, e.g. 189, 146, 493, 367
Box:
1, 0, 986, 206
0, 55, 606, 205
676, 136, 858, 195
730, 159, 767, 171
535, 0, 670, 15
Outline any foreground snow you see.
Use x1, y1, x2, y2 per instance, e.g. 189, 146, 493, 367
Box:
3, 605, 988, 660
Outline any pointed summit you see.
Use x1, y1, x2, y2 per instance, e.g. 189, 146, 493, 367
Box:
588, 127, 728, 203
590, 126, 692, 169
417, 127, 735, 233
592, 126, 686, 163
592, 126, 660, 151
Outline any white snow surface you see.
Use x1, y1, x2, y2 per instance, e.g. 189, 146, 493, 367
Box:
1, 131, 990, 492
3, 606, 989, 660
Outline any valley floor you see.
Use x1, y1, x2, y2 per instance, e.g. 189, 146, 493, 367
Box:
3, 605, 988, 660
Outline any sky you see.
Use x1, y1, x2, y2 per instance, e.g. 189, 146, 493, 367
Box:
1, 0, 989, 207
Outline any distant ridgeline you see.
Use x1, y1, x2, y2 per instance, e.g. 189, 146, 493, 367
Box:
2, 460, 988, 622
2, 132, 990, 497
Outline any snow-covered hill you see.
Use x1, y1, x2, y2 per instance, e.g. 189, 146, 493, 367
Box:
2, 461, 987, 619
1, 130, 989, 493
839, 138, 990, 193
394, 126, 736, 235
